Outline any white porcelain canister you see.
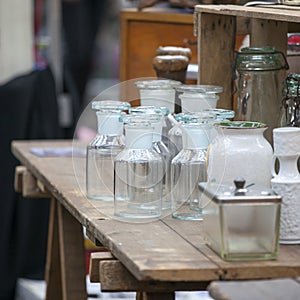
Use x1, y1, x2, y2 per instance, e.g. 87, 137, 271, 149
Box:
207, 121, 273, 187
271, 127, 300, 244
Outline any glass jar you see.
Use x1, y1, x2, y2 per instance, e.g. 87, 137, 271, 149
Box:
207, 121, 273, 188
167, 110, 228, 157
134, 79, 181, 114
114, 116, 163, 219
171, 120, 212, 221
199, 179, 281, 261
86, 100, 130, 201
175, 84, 223, 113
234, 47, 289, 143
129, 106, 172, 210
279, 73, 300, 127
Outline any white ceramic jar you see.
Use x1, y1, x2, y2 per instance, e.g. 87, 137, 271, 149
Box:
207, 121, 273, 187
271, 127, 300, 244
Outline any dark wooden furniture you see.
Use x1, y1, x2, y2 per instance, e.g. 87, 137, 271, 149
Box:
120, 8, 197, 82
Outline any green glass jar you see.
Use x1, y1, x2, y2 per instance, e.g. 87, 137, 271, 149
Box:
280, 73, 300, 127
235, 47, 289, 142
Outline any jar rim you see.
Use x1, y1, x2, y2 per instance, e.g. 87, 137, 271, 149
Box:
134, 79, 182, 89
175, 84, 223, 94
215, 121, 267, 129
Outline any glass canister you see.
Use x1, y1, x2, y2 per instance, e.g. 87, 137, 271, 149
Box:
171, 117, 213, 221
114, 116, 163, 219
176, 84, 223, 113
234, 46, 289, 143
86, 100, 130, 201
199, 179, 281, 261
129, 106, 172, 210
134, 79, 181, 114
207, 121, 273, 188
279, 73, 300, 127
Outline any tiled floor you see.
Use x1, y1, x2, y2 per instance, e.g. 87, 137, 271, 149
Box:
16, 277, 214, 300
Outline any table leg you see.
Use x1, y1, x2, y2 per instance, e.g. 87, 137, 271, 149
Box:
136, 292, 175, 300
45, 198, 87, 300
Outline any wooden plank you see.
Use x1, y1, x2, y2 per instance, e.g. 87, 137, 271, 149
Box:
21, 167, 50, 198
197, 12, 235, 109
99, 260, 208, 292
45, 198, 63, 300
14, 165, 26, 193
89, 251, 115, 282
57, 202, 87, 300
207, 278, 300, 300
195, 4, 300, 23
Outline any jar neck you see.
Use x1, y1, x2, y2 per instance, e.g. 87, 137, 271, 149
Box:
125, 126, 153, 149
97, 112, 123, 136
182, 126, 210, 149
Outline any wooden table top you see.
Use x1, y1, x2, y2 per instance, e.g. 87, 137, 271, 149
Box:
11, 140, 300, 284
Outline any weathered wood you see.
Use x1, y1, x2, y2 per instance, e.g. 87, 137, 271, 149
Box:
207, 278, 300, 300
195, 4, 300, 111
57, 202, 87, 300
11, 140, 300, 295
89, 251, 115, 282
45, 198, 63, 300
99, 260, 209, 292
14, 165, 50, 198
197, 12, 236, 109
195, 4, 300, 23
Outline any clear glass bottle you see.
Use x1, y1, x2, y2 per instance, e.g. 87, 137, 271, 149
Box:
171, 119, 212, 221
279, 73, 300, 127
86, 100, 130, 201
234, 46, 289, 143
114, 116, 163, 219
129, 106, 172, 210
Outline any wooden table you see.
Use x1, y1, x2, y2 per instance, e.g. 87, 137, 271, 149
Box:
11, 140, 300, 300
194, 4, 300, 109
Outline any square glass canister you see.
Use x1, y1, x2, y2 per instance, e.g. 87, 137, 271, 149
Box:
199, 179, 282, 261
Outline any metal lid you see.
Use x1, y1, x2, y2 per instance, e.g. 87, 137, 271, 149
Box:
282, 73, 300, 98
198, 178, 281, 204
235, 47, 289, 71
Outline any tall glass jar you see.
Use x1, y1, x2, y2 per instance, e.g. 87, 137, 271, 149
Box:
171, 120, 212, 221
207, 121, 273, 188
234, 47, 289, 143
279, 73, 300, 127
86, 100, 130, 201
129, 106, 172, 210
114, 116, 163, 219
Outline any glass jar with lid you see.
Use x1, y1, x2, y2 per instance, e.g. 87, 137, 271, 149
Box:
86, 100, 130, 201
175, 84, 223, 113
279, 73, 300, 127
171, 113, 214, 220
234, 46, 289, 143
129, 106, 172, 210
134, 79, 181, 114
114, 115, 163, 219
